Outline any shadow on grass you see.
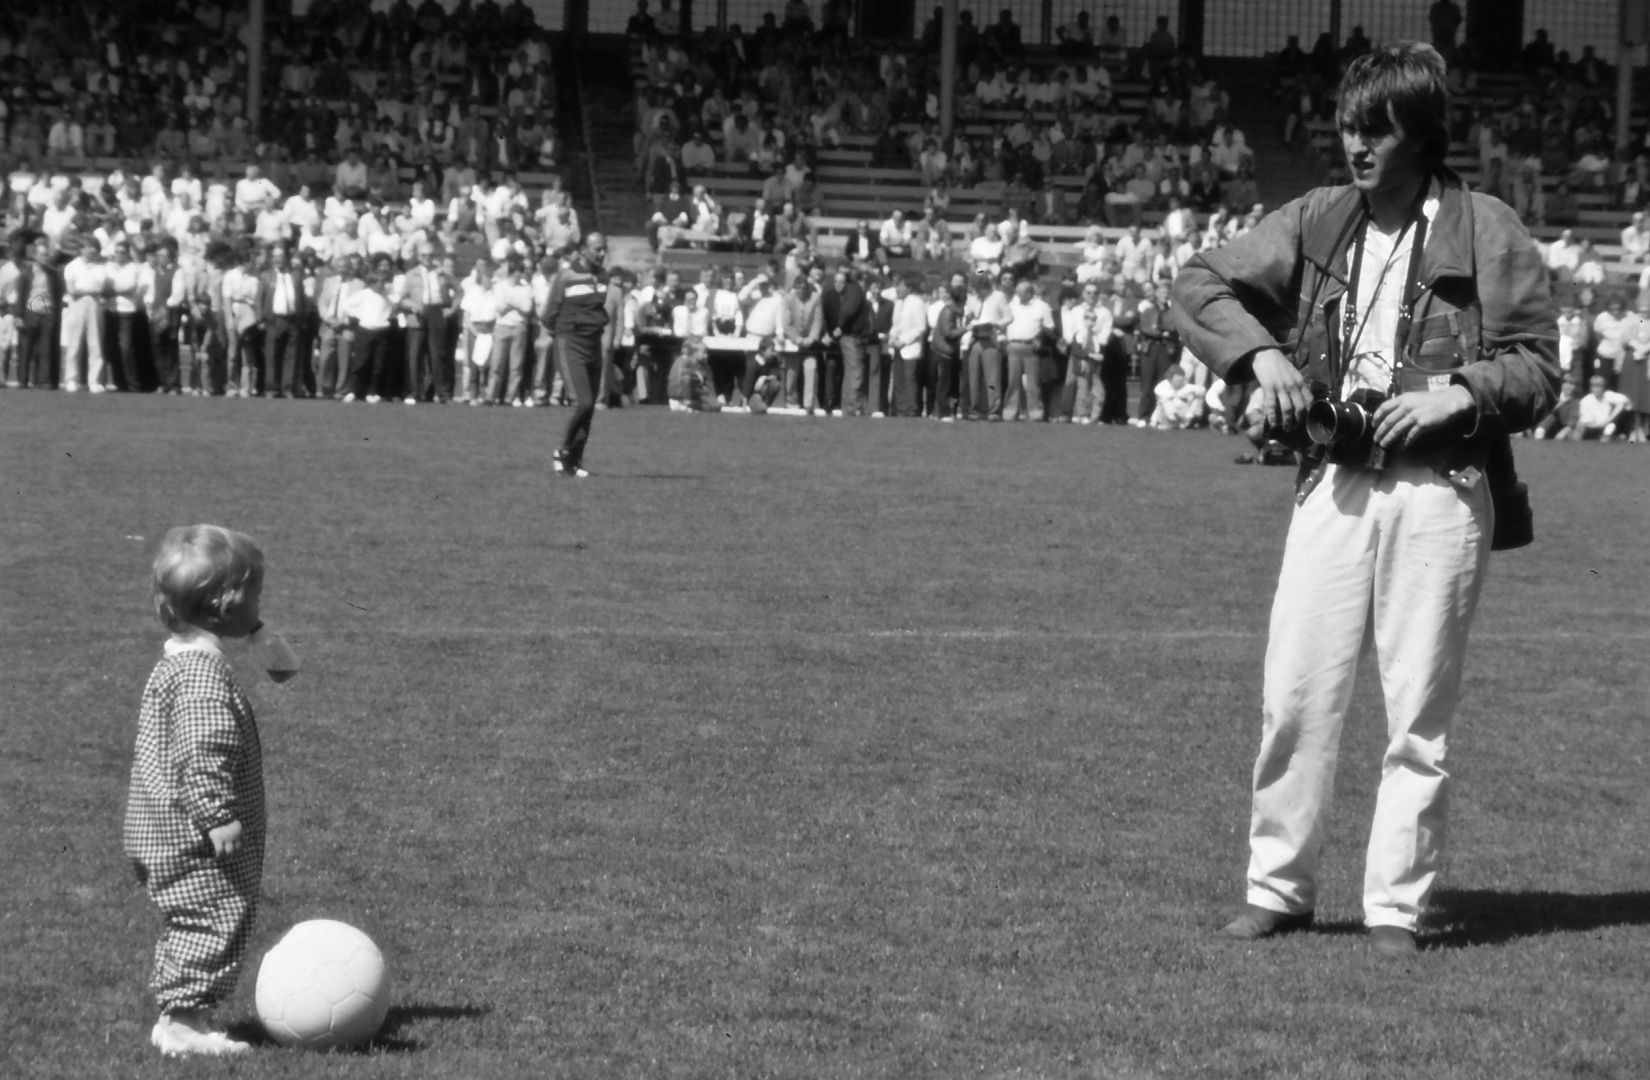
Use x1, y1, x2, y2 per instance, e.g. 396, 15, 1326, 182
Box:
1427, 889, 1650, 947
227, 1002, 489, 1054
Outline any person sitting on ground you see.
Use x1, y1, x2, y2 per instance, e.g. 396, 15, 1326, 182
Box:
1564, 372, 1631, 439
1530, 374, 1581, 439
1150, 364, 1203, 429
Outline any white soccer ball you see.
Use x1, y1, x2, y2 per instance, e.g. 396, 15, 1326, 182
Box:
255, 919, 392, 1050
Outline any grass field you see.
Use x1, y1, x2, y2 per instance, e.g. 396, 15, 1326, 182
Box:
2, 392, 1647, 1079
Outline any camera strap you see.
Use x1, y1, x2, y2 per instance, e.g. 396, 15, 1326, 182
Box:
1338, 181, 1432, 394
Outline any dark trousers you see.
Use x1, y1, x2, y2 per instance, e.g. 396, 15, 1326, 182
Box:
867, 342, 890, 414
18, 312, 51, 387
1137, 344, 1175, 420
410, 306, 452, 401
558, 332, 603, 465
819, 344, 843, 412
967, 339, 1005, 419
1099, 339, 1132, 423
149, 311, 179, 392
891, 350, 923, 416
317, 324, 351, 397
267, 314, 300, 396
932, 349, 960, 417
349, 326, 389, 398
603, 345, 633, 405
838, 336, 868, 414
113, 311, 147, 392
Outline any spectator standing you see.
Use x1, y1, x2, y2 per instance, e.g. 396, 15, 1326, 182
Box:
221, 251, 266, 398
62, 241, 111, 393
106, 240, 147, 392
1003, 276, 1055, 420
341, 266, 395, 403
314, 255, 361, 400
488, 257, 534, 406
830, 267, 874, 417
262, 247, 307, 399
887, 275, 929, 417
401, 246, 454, 404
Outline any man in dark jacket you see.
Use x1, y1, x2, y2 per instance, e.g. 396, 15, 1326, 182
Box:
547, 232, 611, 478
1173, 44, 1559, 958
828, 267, 873, 416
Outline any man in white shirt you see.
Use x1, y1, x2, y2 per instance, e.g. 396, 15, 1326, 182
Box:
1620, 212, 1650, 265
314, 255, 362, 399
487, 256, 535, 405
966, 271, 1013, 420
340, 265, 396, 402
60, 241, 111, 391
1544, 229, 1581, 279
284, 185, 322, 237
233, 164, 281, 229
105, 239, 145, 391
334, 150, 370, 200
263, 246, 308, 398
879, 211, 913, 260
735, 276, 786, 408
458, 257, 498, 404
680, 131, 716, 174
220, 251, 265, 397
1570, 373, 1631, 439
1150, 365, 1203, 428
41, 188, 78, 254
1061, 279, 1114, 423
886, 275, 929, 416
399, 245, 455, 404
1003, 276, 1056, 420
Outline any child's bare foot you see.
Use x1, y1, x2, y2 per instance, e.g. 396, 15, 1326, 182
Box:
150, 1011, 251, 1057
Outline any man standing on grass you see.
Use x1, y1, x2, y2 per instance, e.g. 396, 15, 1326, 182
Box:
547, 232, 610, 479
1173, 43, 1559, 957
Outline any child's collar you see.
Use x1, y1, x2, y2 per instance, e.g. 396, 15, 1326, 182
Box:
165, 630, 229, 659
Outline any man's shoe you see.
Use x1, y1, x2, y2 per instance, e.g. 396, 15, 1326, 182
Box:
1221, 904, 1314, 940
1369, 926, 1418, 958
341, 393, 356, 403
150, 1012, 250, 1057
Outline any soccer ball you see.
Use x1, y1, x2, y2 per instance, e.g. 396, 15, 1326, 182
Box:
255, 920, 392, 1050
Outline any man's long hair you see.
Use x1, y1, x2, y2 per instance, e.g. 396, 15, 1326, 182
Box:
1336, 42, 1450, 173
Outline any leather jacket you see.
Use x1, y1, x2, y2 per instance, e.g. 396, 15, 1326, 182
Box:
1173, 173, 1561, 497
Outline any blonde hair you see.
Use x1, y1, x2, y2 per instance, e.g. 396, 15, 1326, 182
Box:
151, 525, 264, 633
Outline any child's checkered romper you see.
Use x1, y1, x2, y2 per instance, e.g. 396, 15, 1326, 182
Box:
123, 648, 264, 1013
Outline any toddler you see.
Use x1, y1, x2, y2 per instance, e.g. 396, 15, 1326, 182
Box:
123, 525, 298, 1056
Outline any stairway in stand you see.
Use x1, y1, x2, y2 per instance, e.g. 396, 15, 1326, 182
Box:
570, 36, 654, 238
1206, 57, 1328, 212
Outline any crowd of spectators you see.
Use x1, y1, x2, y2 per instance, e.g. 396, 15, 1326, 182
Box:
0, 0, 602, 407
633, 2, 1258, 246
594, 206, 1282, 438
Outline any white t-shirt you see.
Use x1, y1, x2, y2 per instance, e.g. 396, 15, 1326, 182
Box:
1344, 189, 1440, 396
1577, 390, 1630, 428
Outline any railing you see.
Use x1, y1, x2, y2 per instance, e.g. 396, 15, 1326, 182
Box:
571, 44, 608, 235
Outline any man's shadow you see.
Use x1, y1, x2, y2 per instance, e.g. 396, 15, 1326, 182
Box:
1425, 889, 1650, 947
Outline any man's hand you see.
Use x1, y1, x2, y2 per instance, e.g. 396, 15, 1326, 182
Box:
1373, 384, 1476, 449
208, 819, 243, 858
1250, 348, 1311, 432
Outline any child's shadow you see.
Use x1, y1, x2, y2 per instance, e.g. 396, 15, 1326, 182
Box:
1426, 888, 1650, 947
229, 1002, 490, 1053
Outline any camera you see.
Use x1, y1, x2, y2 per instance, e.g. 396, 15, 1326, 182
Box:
1305, 384, 1388, 470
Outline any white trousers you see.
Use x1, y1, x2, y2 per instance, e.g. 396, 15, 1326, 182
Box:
61, 297, 107, 389
1246, 461, 1491, 930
